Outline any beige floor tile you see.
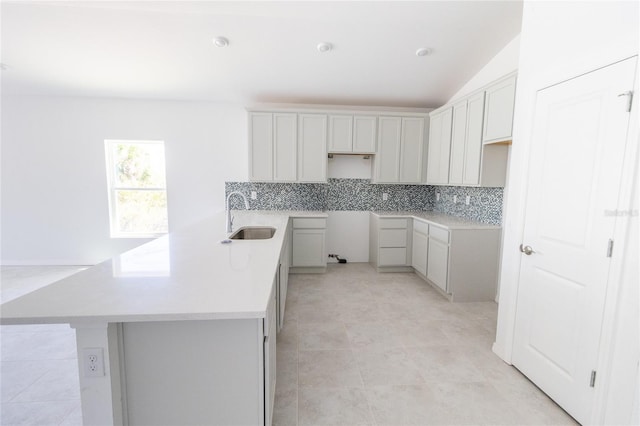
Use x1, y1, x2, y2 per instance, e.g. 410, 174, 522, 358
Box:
353, 347, 425, 387
345, 321, 405, 349
298, 322, 350, 350
298, 350, 363, 388
0, 400, 79, 426
299, 387, 374, 426
407, 345, 486, 383
365, 384, 450, 425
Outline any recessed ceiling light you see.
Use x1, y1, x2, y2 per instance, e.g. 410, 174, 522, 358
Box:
213, 37, 229, 48
415, 48, 432, 57
317, 42, 333, 53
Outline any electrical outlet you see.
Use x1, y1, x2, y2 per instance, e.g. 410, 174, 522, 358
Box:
382, 193, 388, 201
465, 195, 470, 205
453, 195, 458, 204
436, 192, 440, 201
250, 191, 257, 200
83, 348, 105, 377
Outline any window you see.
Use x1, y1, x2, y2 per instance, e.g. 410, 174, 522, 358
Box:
105, 140, 168, 238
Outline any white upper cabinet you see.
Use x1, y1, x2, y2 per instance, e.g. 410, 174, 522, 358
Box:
352, 116, 377, 153
463, 92, 486, 185
448, 100, 468, 185
328, 115, 353, 153
328, 115, 377, 153
373, 116, 426, 184
374, 116, 402, 182
399, 117, 425, 183
298, 114, 327, 183
249, 112, 273, 181
273, 113, 297, 182
448, 92, 487, 186
482, 74, 517, 143
426, 107, 453, 185
249, 112, 297, 182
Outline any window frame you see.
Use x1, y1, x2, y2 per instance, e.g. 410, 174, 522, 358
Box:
104, 139, 169, 239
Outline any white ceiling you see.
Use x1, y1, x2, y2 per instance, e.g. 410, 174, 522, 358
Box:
0, 1, 523, 108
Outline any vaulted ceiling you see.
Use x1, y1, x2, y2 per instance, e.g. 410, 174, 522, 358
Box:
0, 1, 523, 107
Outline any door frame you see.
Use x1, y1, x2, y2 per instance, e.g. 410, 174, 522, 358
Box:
494, 56, 639, 424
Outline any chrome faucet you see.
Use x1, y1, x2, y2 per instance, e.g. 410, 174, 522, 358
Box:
226, 191, 250, 233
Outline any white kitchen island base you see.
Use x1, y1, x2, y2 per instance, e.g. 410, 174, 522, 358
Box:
73, 315, 274, 426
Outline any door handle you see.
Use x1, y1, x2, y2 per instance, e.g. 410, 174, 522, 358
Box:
519, 244, 535, 255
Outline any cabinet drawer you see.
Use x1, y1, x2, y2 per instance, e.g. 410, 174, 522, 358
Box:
292, 218, 327, 229
379, 218, 408, 229
379, 229, 407, 247
429, 225, 449, 243
413, 219, 428, 235
379, 247, 407, 266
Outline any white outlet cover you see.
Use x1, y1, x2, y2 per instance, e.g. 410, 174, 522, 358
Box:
436, 192, 440, 201
382, 193, 388, 201
250, 191, 257, 200
465, 195, 470, 205
453, 195, 457, 203
83, 347, 105, 377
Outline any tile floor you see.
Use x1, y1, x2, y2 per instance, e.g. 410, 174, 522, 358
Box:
273, 263, 577, 426
1, 266, 85, 426
0, 264, 577, 425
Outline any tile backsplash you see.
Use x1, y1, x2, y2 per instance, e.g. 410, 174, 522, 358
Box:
225, 179, 503, 225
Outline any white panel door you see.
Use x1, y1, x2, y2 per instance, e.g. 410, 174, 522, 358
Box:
273, 113, 297, 181
375, 116, 402, 182
298, 114, 327, 182
448, 100, 468, 185
512, 57, 637, 425
353, 116, 377, 153
463, 91, 486, 185
249, 113, 273, 181
426, 108, 453, 184
399, 117, 425, 183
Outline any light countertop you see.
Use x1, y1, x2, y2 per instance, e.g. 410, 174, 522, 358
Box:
372, 211, 501, 230
0, 211, 326, 325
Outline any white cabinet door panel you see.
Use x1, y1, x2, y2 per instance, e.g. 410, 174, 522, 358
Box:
399, 117, 425, 183
353, 116, 377, 153
298, 114, 327, 182
379, 229, 407, 247
273, 113, 297, 181
412, 230, 428, 276
379, 247, 407, 266
249, 113, 273, 181
483, 75, 516, 143
449, 100, 468, 185
375, 116, 402, 182
427, 238, 449, 292
463, 92, 486, 185
328, 115, 353, 153
292, 229, 326, 267
426, 108, 453, 184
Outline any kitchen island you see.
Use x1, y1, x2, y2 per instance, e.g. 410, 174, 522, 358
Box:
0, 211, 326, 426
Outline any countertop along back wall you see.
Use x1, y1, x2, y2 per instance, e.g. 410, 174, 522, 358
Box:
1, 96, 248, 265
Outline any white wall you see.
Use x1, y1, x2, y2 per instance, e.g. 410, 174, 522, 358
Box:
447, 34, 521, 103
1, 96, 247, 265
493, 0, 638, 423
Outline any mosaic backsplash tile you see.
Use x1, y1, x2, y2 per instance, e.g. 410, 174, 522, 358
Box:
432, 186, 503, 226
225, 179, 503, 225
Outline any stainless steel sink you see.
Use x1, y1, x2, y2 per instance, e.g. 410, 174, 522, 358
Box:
229, 226, 276, 240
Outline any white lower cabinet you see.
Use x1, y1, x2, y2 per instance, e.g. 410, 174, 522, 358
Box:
369, 215, 413, 272
411, 220, 428, 276
426, 229, 449, 293
290, 217, 327, 273
277, 223, 291, 332
264, 280, 277, 426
